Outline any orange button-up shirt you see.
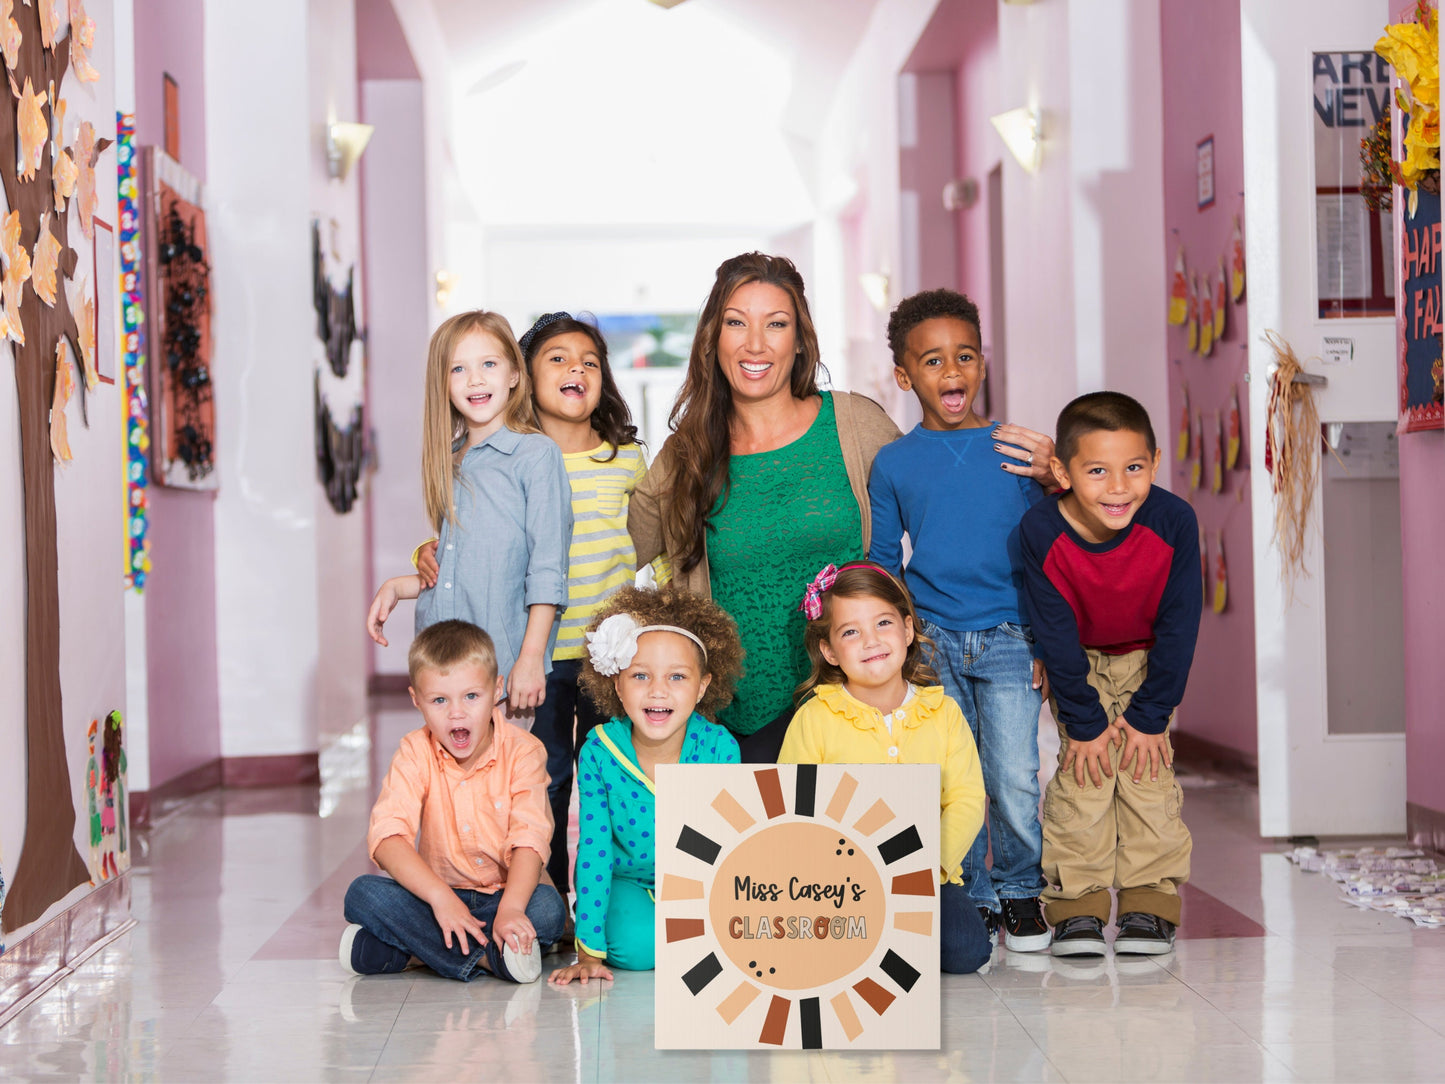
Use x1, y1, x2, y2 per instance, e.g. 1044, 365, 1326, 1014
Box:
367, 721, 553, 893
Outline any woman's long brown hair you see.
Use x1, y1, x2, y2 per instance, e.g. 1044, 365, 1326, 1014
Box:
664, 252, 822, 572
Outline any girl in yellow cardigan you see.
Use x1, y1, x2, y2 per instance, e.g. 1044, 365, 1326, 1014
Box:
778, 561, 993, 973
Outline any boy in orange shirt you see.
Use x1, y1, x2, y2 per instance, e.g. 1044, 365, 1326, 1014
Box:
340, 620, 564, 982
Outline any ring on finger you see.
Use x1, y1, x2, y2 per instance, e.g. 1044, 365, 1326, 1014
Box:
1027, 453, 1034, 465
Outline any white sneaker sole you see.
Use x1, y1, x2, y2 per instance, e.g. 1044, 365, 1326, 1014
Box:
338, 923, 363, 975
1004, 929, 1053, 953
1114, 936, 1175, 955
1050, 938, 1106, 957
503, 943, 542, 983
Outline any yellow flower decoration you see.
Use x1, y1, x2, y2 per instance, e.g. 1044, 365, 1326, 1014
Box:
1376, 2, 1441, 204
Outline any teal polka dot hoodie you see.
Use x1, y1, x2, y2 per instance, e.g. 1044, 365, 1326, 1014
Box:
574, 714, 740, 957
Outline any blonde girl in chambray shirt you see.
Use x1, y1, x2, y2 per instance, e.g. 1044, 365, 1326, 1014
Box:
367, 310, 572, 712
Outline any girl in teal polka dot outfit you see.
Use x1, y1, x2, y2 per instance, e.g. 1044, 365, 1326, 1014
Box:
549, 585, 744, 983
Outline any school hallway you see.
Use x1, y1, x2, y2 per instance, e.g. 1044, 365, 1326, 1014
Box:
3, 698, 1442, 1084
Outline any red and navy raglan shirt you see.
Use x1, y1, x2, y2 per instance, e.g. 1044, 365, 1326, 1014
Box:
1019, 486, 1202, 742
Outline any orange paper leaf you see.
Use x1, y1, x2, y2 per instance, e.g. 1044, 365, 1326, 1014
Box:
73, 120, 97, 238
69, 273, 96, 388
1, 209, 32, 345
50, 339, 74, 462
18, 77, 49, 180
38, 0, 59, 49
52, 146, 76, 211
68, 0, 97, 82
32, 213, 61, 306
1, 0, 21, 71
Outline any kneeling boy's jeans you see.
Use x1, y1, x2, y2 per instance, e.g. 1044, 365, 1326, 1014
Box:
344, 874, 567, 981
941, 881, 993, 974
925, 620, 1047, 912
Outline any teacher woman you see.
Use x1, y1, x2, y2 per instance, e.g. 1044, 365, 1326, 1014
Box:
629, 252, 901, 761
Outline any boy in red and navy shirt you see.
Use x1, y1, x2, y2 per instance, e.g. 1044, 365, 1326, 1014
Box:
1019, 391, 1200, 958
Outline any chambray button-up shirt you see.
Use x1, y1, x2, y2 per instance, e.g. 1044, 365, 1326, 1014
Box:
414, 426, 573, 682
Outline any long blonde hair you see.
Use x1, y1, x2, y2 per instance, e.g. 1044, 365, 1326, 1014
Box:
422, 311, 540, 532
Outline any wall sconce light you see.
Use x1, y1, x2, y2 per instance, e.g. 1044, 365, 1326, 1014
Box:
434, 270, 458, 309
859, 270, 891, 313
325, 121, 374, 182
990, 107, 1042, 174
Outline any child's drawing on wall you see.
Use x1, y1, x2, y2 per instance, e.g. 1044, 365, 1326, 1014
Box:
86, 719, 106, 883
103, 711, 128, 874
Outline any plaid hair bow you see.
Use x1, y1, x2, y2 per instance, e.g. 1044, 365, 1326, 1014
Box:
799, 564, 839, 620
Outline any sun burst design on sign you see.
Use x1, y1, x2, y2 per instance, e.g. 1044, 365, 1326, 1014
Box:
655, 764, 940, 1050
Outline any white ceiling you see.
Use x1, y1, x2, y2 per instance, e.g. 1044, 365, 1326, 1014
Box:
428, 0, 883, 231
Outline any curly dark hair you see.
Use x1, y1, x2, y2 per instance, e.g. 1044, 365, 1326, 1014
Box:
795, 562, 939, 704
886, 288, 982, 367
579, 584, 745, 722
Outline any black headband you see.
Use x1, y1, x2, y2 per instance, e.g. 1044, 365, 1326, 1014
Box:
518, 311, 573, 357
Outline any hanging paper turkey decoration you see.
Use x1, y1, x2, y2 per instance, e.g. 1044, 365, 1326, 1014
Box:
1190, 409, 1204, 491
1186, 270, 1199, 352
1177, 382, 1191, 461
1199, 273, 1215, 356
1225, 384, 1241, 469
1213, 259, 1227, 340
1199, 525, 1208, 607
1211, 411, 1224, 493
1212, 531, 1228, 614
1230, 214, 1246, 301
1168, 245, 1188, 325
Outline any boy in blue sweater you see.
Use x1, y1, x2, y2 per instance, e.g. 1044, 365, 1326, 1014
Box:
868, 289, 1052, 953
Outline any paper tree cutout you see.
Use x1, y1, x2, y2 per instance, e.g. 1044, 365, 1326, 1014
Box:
1230, 214, 1246, 301
49, 339, 72, 461
1213, 260, 1227, 340
17, 76, 47, 179
1176, 382, 1190, 461
1226, 385, 1241, 469
1168, 246, 1187, 325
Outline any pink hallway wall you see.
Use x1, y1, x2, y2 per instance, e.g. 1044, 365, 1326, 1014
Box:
1159, 0, 1257, 762
1402, 432, 1445, 820
132, 0, 223, 789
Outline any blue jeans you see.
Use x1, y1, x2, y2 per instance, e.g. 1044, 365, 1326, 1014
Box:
344, 874, 567, 981
528, 657, 608, 895
941, 881, 993, 974
925, 620, 1047, 911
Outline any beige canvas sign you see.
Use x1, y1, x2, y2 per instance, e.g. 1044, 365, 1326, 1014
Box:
654, 763, 941, 1050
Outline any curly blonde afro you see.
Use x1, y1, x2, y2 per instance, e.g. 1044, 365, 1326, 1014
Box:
579, 583, 745, 722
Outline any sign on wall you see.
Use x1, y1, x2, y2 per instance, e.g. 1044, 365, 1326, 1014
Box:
1396, 186, 1444, 432
655, 764, 940, 1051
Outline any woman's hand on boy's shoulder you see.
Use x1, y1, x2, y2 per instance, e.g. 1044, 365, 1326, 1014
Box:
992, 423, 1057, 487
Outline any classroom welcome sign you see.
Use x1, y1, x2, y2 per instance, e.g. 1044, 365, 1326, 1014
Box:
655, 764, 940, 1050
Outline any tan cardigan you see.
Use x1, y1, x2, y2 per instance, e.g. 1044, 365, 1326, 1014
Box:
628, 391, 903, 598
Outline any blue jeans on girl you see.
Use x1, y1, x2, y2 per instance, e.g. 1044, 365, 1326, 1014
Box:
924, 620, 1047, 914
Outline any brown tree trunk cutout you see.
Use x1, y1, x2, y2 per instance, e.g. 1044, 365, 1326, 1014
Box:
2, 1, 107, 933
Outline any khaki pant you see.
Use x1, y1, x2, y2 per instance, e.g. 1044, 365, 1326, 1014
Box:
1041, 649, 1192, 926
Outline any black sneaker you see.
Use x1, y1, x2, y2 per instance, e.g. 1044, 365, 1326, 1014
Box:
977, 906, 1000, 946
1049, 915, 1107, 957
339, 924, 410, 976
1114, 911, 1177, 955
1001, 897, 1051, 953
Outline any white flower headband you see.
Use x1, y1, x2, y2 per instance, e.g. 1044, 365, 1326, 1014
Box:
586, 613, 708, 676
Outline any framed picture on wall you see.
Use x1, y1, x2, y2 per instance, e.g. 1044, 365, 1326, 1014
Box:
1197, 136, 1215, 209
92, 218, 116, 385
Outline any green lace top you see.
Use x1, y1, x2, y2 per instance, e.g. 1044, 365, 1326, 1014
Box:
709, 393, 864, 736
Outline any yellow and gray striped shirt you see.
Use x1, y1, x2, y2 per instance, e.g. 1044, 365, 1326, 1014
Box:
555, 442, 656, 660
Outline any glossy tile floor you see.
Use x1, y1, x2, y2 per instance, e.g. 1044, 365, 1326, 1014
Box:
4, 698, 1444, 1082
